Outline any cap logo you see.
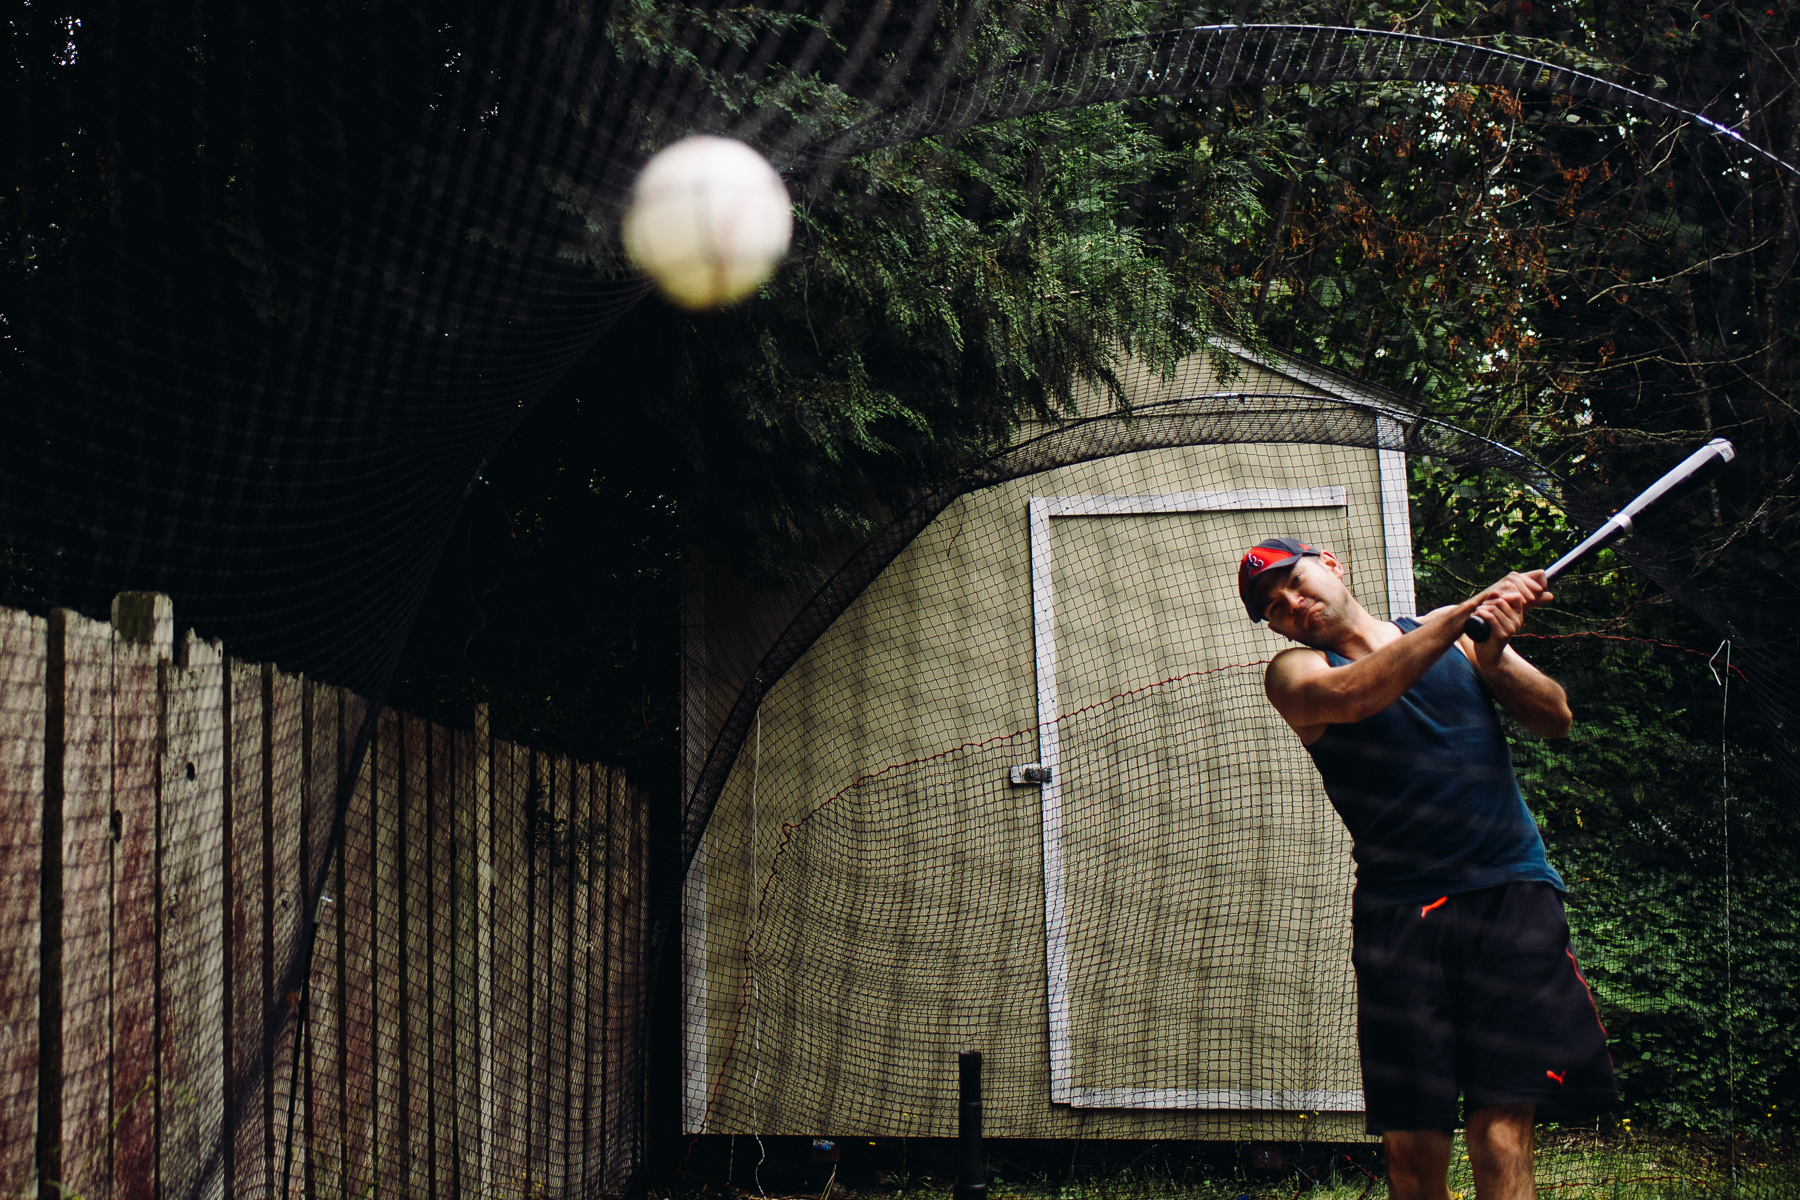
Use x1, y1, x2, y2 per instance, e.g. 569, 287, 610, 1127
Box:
1247, 554, 1266, 569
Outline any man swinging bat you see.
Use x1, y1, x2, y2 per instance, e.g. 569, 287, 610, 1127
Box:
1239, 538, 1617, 1200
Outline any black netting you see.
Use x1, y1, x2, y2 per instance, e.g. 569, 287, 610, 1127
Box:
5, 1, 1797, 1197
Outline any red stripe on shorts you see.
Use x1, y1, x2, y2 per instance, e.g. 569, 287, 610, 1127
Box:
1566, 947, 1609, 1036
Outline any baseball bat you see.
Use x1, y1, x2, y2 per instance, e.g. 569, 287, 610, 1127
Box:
1465, 437, 1737, 642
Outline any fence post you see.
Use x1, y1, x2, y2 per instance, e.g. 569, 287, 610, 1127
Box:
955, 1051, 985, 1200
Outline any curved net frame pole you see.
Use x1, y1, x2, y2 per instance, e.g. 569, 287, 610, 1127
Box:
782, 24, 1800, 186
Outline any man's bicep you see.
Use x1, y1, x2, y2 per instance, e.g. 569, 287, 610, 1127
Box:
1264, 648, 1331, 725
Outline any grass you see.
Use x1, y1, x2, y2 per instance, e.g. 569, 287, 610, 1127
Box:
1522, 1127, 1800, 1200
661, 1133, 1799, 1200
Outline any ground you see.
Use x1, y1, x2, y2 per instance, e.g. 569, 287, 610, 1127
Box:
659, 1128, 1798, 1200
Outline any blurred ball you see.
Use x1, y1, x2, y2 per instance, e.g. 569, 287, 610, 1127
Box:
622, 135, 793, 311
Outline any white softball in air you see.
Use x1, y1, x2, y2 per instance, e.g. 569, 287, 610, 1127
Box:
622, 135, 793, 311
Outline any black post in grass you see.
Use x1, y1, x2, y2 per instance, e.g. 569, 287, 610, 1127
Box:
955, 1051, 986, 1200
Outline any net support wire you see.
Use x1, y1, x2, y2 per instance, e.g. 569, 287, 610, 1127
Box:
1709, 638, 1737, 1191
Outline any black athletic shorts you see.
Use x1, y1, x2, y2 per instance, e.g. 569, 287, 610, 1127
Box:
1352, 881, 1619, 1134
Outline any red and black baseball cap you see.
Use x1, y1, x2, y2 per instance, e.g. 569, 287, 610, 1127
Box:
1238, 538, 1322, 622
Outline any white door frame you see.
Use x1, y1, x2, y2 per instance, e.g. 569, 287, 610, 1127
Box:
1029, 486, 1378, 1111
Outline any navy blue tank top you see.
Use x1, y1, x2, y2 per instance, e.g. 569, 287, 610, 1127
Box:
1304, 617, 1564, 910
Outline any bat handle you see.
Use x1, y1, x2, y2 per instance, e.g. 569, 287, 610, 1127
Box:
1464, 613, 1491, 643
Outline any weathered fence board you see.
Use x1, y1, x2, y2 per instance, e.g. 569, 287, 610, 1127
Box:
573, 760, 594, 1189
605, 768, 628, 1189
111, 600, 164, 1200
372, 708, 406, 1198
159, 632, 227, 1200
402, 712, 433, 1189
227, 659, 265, 1198
455, 716, 485, 1197
586, 763, 605, 1185
473, 710, 497, 1195
599, 767, 622, 1186
531, 752, 554, 1191
620, 768, 648, 1191
0, 598, 647, 1200
0, 608, 42, 1198
55, 612, 114, 1200
340, 693, 376, 1199
570, 761, 594, 1188
302, 679, 344, 1200
492, 739, 531, 1196
267, 667, 305, 1194
546, 753, 572, 1194
430, 721, 456, 1197
607, 765, 634, 1191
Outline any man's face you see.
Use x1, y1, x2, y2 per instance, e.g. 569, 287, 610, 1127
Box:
1254, 552, 1349, 646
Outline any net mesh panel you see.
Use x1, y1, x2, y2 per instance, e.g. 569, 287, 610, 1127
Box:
679, 368, 1792, 1175
5, 1, 1798, 1198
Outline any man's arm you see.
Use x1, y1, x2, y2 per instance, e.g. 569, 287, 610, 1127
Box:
1462, 574, 1573, 738
1264, 596, 1483, 736
1264, 573, 1561, 740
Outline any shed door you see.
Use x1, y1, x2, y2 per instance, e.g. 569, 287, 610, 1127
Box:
1033, 497, 1362, 1111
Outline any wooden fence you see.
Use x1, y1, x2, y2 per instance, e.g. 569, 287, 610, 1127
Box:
0, 594, 649, 1199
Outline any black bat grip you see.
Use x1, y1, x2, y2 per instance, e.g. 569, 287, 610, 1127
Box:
1464, 613, 1491, 642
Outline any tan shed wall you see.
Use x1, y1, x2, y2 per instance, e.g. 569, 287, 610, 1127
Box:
684, 350, 1398, 1140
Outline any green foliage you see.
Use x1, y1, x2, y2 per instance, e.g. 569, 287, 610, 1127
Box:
412, 72, 1276, 760
560, 101, 1270, 582
1191, 0, 1800, 627
1568, 843, 1800, 1139
1377, 4, 1800, 1126
1521, 637, 1800, 1139
528, 772, 614, 885
1409, 453, 1800, 1138
388, 389, 682, 786
1409, 458, 1580, 609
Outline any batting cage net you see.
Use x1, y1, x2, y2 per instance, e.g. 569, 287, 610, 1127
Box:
4, 1, 1797, 1198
